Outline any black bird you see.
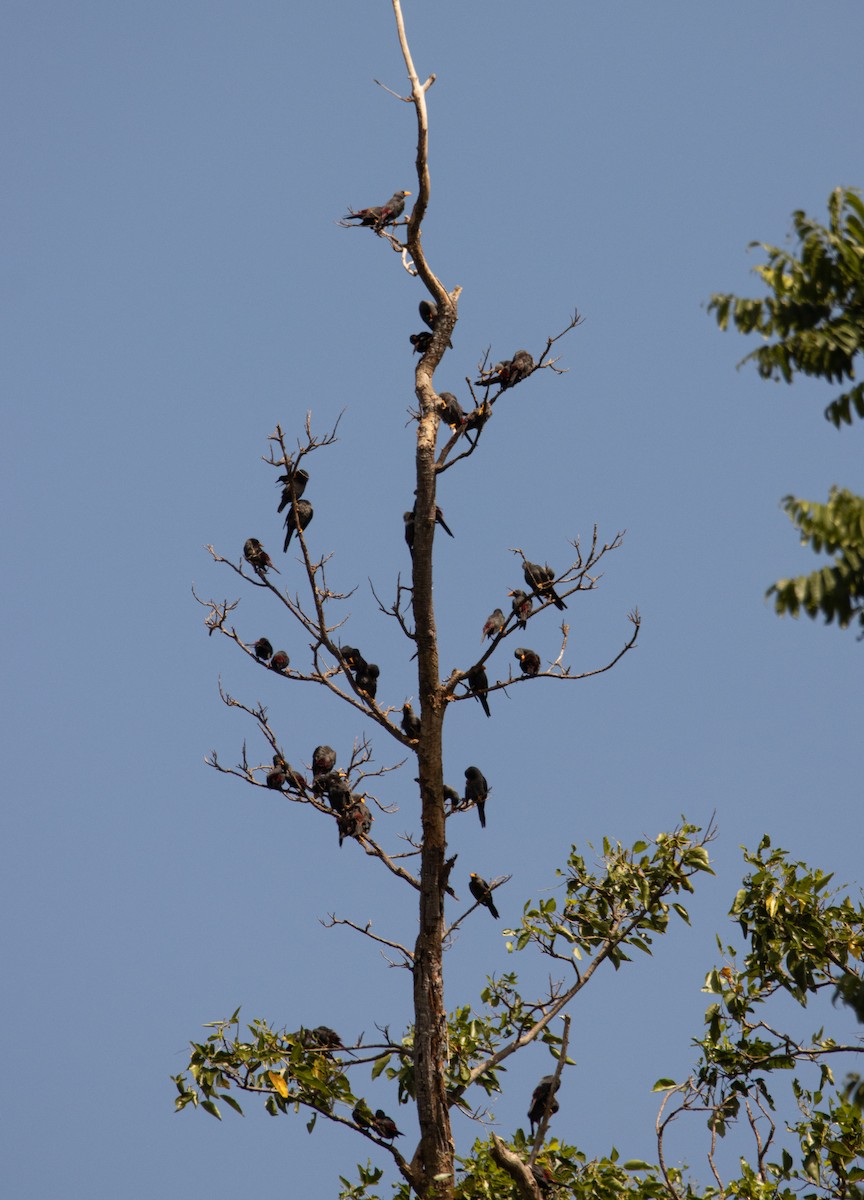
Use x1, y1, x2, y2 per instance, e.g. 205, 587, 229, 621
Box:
411, 494, 455, 539
273, 755, 306, 790
437, 392, 466, 430
469, 872, 499, 919
266, 769, 286, 790
270, 650, 290, 673
443, 784, 462, 811
409, 331, 433, 355
343, 190, 411, 230
403, 511, 415, 557
371, 1109, 403, 1139
253, 637, 273, 661
243, 537, 276, 574
466, 663, 491, 719
306, 1025, 343, 1050
338, 798, 373, 846
463, 402, 491, 435
464, 766, 489, 828
340, 646, 367, 672
509, 588, 533, 630
481, 608, 505, 641
418, 299, 453, 348
401, 702, 421, 740
277, 466, 309, 511
355, 661, 379, 699
283, 499, 314, 552
514, 647, 541, 677
531, 1164, 556, 1194
325, 773, 352, 814
509, 349, 535, 382
312, 745, 337, 778
352, 1103, 374, 1130
528, 1075, 560, 1135
474, 359, 513, 388
523, 560, 567, 610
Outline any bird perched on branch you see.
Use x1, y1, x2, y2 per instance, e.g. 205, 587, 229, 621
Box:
509, 349, 535, 382
464, 766, 489, 828
312, 745, 337, 779
340, 646, 367, 673
523, 560, 567, 610
443, 784, 462, 810
304, 1025, 343, 1050
409, 331, 433, 355
338, 798, 373, 846
401, 702, 421, 741
418, 299, 453, 348
508, 588, 533, 630
273, 754, 306, 790
354, 661, 379, 699
371, 1109, 403, 1139
514, 647, 541, 677
277, 466, 309, 511
475, 349, 535, 389
323, 773, 352, 814
437, 392, 466, 431
266, 768, 286, 790
269, 650, 289, 673
244, 538, 276, 574
283, 498, 314, 552
343, 190, 411, 230
528, 1075, 560, 1135
466, 663, 491, 718
253, 637, 273, 661
469, 872, 499, 919
482, 608, 505, 641
531, 1163, 556, 1194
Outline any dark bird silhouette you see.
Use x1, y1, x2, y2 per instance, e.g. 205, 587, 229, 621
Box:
409, 331, 433, 355
401, 702, 422, 740
270, 650, 290, 673
523, 560, 567, 610
283, 498, 314, 552
266, 769, 286, 790
277, 466, 309, 511
305, 1025, 343, 1050
352, 1103, 374, 1130
443, 784, 462, 811
514, 647, 541, 677
482, 608, 505, 641
355, 661, 379, 699
338, 798, 373, 846
340, 646, 367, 672
528, 1075, 560, 1135
371, 1109, 403, 1140
243, 537, 276, 574
418, 299, 453, 348
509, 588, 533, 630
437, 392, 466, 430
253, 637, 273, 661
464, 765, 489, 828
433, 506, 454, 538
312, 745, 337, 778
475, 350, 534, 390
466, 663, 491, 718
324, 773, 352, 814
273, 755, 306, 790
509, 349, 535, 381
343, 190, 411, 230
531, 1164, 556, 1194
469, 872, 499, 919
463, 402, 491, 435
403, 511, 415, 557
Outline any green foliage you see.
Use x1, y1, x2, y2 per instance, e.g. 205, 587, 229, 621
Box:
709, 188, 864, 635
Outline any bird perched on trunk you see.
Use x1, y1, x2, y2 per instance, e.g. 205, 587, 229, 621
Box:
528, 1075, 560, 1134
469, 872, 499, 919
514, 647, 541, 677
437, 392, 466, 431
482, 608, 505, 641
371, 1109, 403, 1139
312, 745, 337, 779
409, 331, 433, 355
523, 560, 567, 610
283, 498, 314, 552
277, 466, 309, 511
343, 190, 411, 230
418, 299, 453, 348
404, 504, 455, 556
269, 650, 289, 673
508, 588, 533, 630
464, 765, 489, 828
401, 702, 421, 741
253, 637, 273, 661
244, 538, 277, 574
466, 663, 491, 718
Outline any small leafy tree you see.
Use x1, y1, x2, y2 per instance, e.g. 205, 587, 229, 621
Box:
173, 8, 863, 1198
709, 187, 864, 634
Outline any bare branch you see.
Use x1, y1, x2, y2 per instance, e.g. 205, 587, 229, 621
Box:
322, 913, 414, 965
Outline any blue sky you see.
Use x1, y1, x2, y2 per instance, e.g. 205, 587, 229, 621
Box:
3, 3, 862, 1196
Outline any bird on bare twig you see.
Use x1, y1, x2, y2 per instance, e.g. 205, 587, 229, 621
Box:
443, 784, 462, 810
509, 588, 533, 630
523, 560, 567, 610
270, 650, 289, 673
312, 745, 337, 779
338, 798, 373, 846
514, 647, 541, 677
253, 637, 273, 661
371, 1109, 403, 1139
464, 766, 489, 828
343, 190, 411, 231
528, 1075, 560, 1135
466, 663, 491, 718
469, 872, 499, 919
437, 391, 466, 431
475, 350, 535, 390
418, 299, 453, 348
243, 538, 277, 574
277, 467, 309, 513
282, 498, 314, 552
481, 608, 505, 641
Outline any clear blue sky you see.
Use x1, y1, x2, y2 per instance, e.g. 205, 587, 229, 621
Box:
3, 3, 862, 1196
